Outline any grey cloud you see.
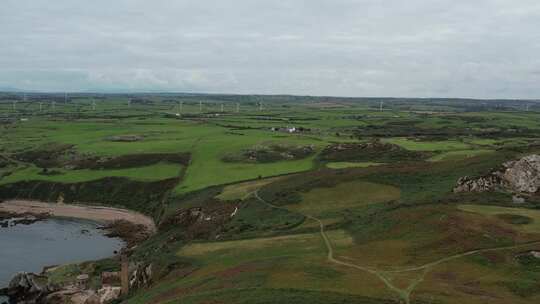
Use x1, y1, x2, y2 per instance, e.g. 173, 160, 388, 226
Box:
0, 0, 539, 98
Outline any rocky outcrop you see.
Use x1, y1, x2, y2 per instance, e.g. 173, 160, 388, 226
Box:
454, 154, 540, 194
501, 155, 540, 193
454, 175, 502, 193
45, 286, 121, 304
129, 264, 152, 290
0, 272, 55, 304
1, 270, 124, 304
160, 201, 239, 240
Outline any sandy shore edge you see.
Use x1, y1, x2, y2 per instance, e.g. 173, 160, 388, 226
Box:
0, 200, 156, 234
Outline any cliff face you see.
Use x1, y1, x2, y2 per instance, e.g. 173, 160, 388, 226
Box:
502, 155, 540, 193
454, 154, 540, 194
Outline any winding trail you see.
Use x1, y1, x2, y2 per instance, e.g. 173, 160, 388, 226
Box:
253, 191, 540, 304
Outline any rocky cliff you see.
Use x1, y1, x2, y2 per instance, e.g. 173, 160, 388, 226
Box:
454, 154, 540, 194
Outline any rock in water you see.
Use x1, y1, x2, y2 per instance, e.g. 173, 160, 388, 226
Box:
454, 154, 540, 194
4, 272, 54, 304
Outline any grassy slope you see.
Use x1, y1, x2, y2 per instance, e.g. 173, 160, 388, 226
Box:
0, 162, 183, 184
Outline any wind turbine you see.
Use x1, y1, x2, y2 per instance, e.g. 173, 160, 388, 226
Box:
199, 101, 202, 113
379, 101, 384, 112
236, 103, 240, 113
176, 101, 183, 116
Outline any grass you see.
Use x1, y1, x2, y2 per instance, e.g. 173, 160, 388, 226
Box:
296, 181, 400, 217
326, 162, 384, 169
175, 129, 322, 194
217, 177, 283, 201
428, 149, 495, 162
458, 204, 540, 234
0, 162, 182, 184
178, 231, 334, 259
384, 137, 471, 151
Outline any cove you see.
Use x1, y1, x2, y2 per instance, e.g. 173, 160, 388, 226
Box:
0, 218, 124, 290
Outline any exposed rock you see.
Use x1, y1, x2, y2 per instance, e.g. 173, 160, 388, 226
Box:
454, 175, 502, 193
2, 270, 122, 304
75, 274, 90, 290
42, 284, 121, 304
129, 264, 152, 290
101, 220, 151, 248
454, 154, 540, 195
160, 201, 238, 240
105, 135, 144, 142
223, 143, 315, 163
46, 288, 97, 304
501, 155, 540, 193
96, 286, 121, 304
1, 272, 55, 304
0, 212, 49, 228
512, 195, 526, 204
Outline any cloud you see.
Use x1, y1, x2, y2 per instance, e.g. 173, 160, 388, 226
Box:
0, 0, 539, 98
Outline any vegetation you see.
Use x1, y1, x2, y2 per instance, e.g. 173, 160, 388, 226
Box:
1, 93, 540, 303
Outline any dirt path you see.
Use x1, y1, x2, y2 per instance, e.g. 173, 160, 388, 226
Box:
253, 191, 540, 304
0, 200, 156, 233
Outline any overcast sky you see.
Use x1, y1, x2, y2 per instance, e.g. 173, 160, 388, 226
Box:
1, 0, 539, 98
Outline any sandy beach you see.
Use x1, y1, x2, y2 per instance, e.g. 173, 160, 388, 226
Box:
0, 200, 156, 233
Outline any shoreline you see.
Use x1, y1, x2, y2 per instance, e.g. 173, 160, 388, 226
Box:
0, 200, 157, 302
0, 200, 156, 234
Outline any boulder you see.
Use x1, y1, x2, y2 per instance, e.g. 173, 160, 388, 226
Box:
97, 286, 121, 304
2, 272, 54, 304
45, 286, 120, 304
501, 155, 540, 193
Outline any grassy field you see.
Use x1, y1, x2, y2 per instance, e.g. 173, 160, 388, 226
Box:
326, 162, 384, 169
0, 163, 183, 184
458, 204, 540, 234
383, 137, 471, 151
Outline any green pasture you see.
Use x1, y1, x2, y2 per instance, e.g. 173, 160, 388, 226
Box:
383, 137, 471, 151
326, 162, 384, 169
0, 162, 182, 185
458, 204, 540, 234
428, 149, 494, 162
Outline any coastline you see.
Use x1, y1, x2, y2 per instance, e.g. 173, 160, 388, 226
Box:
0, 200, 156, 303
0, 200, 156, 234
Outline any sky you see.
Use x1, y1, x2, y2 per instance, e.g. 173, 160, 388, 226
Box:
1, 0, 539, 98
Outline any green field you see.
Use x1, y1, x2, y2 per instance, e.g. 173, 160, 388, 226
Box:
326, 162, 384, 169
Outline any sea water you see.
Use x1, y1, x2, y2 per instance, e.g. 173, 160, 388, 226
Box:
0, 218, 123, 297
